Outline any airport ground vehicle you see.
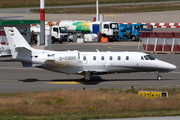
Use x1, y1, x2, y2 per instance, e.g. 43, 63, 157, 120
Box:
118, 24, 153, 41
30, 25, 68, 43
59, 20, 119, 42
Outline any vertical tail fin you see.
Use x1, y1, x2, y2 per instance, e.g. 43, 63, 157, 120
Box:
4, 27, 32, 60
4, 27, 32, 49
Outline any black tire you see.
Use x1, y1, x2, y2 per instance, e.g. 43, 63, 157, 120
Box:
102, 34, 106, 37
131, 35, 137, 41
157, 75, 162, 81
108, 39, 114, 42
51, 38, 55, 44
51, 37, 55, 44
83, 77, 90, 82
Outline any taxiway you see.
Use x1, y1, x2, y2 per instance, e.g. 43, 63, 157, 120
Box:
0, 42, 179, 93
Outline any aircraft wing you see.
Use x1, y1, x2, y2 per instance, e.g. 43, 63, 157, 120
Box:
44, 58, 55, 62
44, 59, 82, 67
78, 70, 108, 75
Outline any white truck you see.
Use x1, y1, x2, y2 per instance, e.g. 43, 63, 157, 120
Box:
59, 20, 119, 42
30, 25, 68, 43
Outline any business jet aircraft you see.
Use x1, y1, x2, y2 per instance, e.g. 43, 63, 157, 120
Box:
4, 27, 177, 81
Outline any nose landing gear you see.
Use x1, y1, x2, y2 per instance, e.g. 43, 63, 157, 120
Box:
157, 75, 162, 81
155, 71, 162, 81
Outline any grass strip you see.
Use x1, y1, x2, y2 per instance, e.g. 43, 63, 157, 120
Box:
31, 3, 180, 14
0, 87, 180, 119
0, 0, 180, 8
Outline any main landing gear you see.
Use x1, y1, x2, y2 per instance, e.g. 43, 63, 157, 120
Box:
83, 71, 92, 82
155, 71, 162, 81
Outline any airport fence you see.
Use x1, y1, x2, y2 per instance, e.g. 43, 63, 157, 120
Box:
140, 31, 180, 52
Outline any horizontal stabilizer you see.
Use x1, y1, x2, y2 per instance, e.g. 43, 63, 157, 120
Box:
15, 47, 31, 59
15, 47, 31, 52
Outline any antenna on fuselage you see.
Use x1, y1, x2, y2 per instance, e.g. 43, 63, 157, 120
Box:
96, 49, 100, 52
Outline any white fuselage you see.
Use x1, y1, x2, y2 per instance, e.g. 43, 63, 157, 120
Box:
29, 50, 176, 75
4, 27, 177, 81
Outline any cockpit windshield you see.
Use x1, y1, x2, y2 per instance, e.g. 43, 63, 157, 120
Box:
146, 55, 156, 60
142, 55, 156, 60
144, 56, 149, 60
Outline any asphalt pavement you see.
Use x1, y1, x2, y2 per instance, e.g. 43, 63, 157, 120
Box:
0, 42, 179, 93
0, 4, 180, 119
1, 1, 180, 23
1, 1, 180, 14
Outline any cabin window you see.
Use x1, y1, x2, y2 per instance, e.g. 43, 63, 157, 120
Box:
141, 56, 144, 60
118, 56, 121, 60
109, 56, 113, 60
101, 56, 104, 60
144, 56, 149, 60
93, 56, 96, 60
126, 56, 129, 60
83, 56, 86, 60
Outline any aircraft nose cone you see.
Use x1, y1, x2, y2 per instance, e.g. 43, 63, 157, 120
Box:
157, 60, 177, 71
164, 62, 177, 71
169, 64, 177, 70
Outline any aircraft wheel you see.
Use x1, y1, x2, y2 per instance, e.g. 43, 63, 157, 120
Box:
83, 77, 90, 82
157, 75, 162, 81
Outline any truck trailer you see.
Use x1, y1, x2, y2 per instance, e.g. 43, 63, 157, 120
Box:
59, 20, 119, 42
